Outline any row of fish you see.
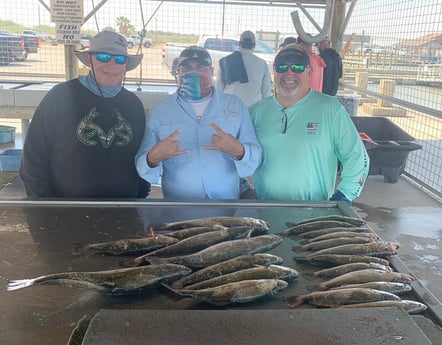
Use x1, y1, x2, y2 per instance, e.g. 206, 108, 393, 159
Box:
6, 215, 428, 311
7, 216, 296, 306
283, 215, 427, 314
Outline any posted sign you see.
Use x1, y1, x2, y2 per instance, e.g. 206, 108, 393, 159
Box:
51, 0, 84, 45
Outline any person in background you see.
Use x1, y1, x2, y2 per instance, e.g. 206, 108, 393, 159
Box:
279, 36, 297, 49
216, 30, 272, 107
136, 46, 262, 199
20, 31, 150, 198
216, 30, 272, 199
249, 44, 369, 205
316, 38, 343, 96
297, 36, 326, 92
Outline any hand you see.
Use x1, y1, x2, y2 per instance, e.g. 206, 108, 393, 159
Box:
204, 122, 245, 160
330, 190, 352, 205
147, 129, 188, 167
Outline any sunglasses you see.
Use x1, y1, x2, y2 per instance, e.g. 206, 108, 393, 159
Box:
94, 53, 127, 65
275, 63, 306, 74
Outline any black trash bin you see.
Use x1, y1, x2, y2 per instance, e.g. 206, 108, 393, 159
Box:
351, 116, 422, 183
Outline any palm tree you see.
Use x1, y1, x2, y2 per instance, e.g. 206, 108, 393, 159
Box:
116, 17, 135, 37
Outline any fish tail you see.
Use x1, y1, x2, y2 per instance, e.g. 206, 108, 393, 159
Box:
7, 279, 36, 291
293, 256, 309, 263
161, 283, 186, 300
284, 295, 304, 308
302, 272, 316, 281
306, 284, 323, 292
119, 255, 146, 268
71, 243, 88, 256
291, 245, 305, 253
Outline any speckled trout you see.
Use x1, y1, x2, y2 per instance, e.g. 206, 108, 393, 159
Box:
305, 242, 399, 259
304, 262, 392, 279
71, 235, 178, 256
329, 281, 412, 295
339, 300, 427, 314
165, 279, 288, 306
286, 287, 401, 308
171, 253, 284, 289
154, 216, 270, 232
185, 265, 299, 290
146, 234, 283, 268
286, 215, 366, 228
120, 226, 253, 267
311, 268, 415, 291
7, 264, 191, 295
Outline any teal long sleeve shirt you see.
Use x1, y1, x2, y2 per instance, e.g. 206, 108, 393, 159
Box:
250, 90, 369, 201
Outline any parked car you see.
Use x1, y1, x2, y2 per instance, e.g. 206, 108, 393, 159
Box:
127, 35, 152, 49
0, 30, 23, 65
78, 34, 92, 49
162, 35, 275, 78
0, 30, 39, 62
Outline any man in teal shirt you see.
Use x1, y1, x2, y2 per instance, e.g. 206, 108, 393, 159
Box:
249, 44, 369, 204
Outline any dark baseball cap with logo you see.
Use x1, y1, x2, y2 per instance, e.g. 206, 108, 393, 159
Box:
274, 43, 310, 67
177, 46, 212, 67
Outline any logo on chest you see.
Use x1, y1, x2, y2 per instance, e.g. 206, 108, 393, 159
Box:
77, 107, 133, 148
306, 122, 319, 135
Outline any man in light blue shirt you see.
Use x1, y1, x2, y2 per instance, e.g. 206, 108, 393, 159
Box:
136, 46, 262, 199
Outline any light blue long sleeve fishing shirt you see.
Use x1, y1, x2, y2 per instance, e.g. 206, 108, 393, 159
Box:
250, 90, 369, 201
136, 89, 262, 199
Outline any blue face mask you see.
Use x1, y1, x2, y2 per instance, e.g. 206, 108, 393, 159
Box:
178, 71, 203, 100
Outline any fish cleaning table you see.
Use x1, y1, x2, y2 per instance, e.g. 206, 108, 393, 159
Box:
80, 308, 434, 345
0, 199, 441, 345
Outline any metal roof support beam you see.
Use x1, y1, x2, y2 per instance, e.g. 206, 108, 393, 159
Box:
291, 0, 334, 44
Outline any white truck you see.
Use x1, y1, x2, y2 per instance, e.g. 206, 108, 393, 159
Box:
162, 35, 275, 78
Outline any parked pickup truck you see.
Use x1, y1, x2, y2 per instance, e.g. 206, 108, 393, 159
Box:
19, 33, 40, 61
0, 30, 40, 62
162, 35, 275, 78
0, 31, 24, 65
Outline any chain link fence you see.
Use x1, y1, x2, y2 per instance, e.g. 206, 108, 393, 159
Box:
1, 0, 441, 197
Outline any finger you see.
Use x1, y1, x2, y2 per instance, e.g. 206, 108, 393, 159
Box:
210, 122, 224, 135
166, 128, 181, 142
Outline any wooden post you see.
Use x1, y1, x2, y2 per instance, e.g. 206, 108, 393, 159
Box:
355, 72, 368, 97
377, 79, 395, 107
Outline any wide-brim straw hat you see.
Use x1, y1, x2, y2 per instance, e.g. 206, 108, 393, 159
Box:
75, 31, 143, 71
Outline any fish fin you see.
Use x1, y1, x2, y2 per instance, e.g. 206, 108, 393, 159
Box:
7, 279, 35, 291
302, 272, 316, 281
284, 295, 304, 308
148, 226, 156, 236
299, 239, 309, 245
285, 222, 296, 227
71, 243, 88, 256
144, 256, 169, 265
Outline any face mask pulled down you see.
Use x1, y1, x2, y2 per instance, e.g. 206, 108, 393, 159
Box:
178, 71, 212, 101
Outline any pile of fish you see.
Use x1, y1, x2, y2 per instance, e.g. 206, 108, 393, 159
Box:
283, 215, 427, 314
7, 216, 297, 306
